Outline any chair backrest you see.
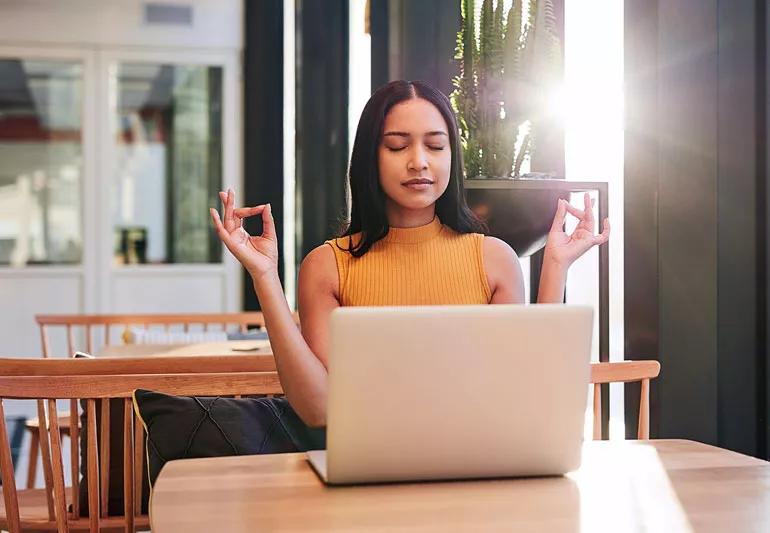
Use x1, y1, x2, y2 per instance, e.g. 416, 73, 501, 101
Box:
590, 360, 661, 440
35, 312, 299, 358
0, 357, 282, 533
0, 354, 277, 376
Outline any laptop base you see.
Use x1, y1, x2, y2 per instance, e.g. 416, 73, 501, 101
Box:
307, 450, 329, 483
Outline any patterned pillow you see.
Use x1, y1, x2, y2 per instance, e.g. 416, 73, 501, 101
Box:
132, 390, 326, 486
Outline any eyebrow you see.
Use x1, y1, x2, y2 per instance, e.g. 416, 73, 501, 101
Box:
382, 131, 448, 138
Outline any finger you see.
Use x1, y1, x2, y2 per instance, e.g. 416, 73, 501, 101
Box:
550, 199, 567, 231
229, 189, 244, 228
592, 218, 611, 245
563, 202, 585, 220
219, 191, 235, 232
261, 203, 276, 240
228, 188, 235, 210
583, 192, 595, 227
233, 205, 267, 219
210, 208, 233, 245
226, 189, 238, 229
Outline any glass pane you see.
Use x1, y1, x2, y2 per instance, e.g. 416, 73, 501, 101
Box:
112, 62, 223, 265
0, 59, 83, 266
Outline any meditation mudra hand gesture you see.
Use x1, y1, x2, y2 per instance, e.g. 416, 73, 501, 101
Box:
209, 80, 609, 428
546, 193, 610, 268
210, 190, 609, 283
210, 189, 278, 282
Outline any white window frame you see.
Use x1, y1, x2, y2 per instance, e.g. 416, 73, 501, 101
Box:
96, 48, 242, 312
0, 45, 242, 314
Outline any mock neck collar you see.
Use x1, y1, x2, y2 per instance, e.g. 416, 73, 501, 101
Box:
383, 216, 443, 244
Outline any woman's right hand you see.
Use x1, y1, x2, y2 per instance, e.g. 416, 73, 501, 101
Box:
210, 189, 278, 281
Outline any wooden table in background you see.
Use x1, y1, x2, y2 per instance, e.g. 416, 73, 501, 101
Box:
98, 340, 272, 357
150, 439, 770, 533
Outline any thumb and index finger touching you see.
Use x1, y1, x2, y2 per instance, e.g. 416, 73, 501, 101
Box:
209, 189, 275, 241
551, 194, 610, 244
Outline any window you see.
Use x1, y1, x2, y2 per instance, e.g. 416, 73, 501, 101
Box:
0, 59, 83, 266
111, 62, 223, 265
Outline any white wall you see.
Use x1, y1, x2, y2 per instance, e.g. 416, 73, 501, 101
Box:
0, 0, 242, 51
0, 0, 244, 487
0, 1, 244, 341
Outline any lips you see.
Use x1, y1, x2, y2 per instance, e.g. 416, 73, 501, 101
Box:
402, 178, 434, 185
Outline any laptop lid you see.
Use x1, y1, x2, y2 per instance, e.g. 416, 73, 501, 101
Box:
322, 304, 593, 485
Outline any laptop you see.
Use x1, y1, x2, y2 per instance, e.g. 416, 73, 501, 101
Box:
307, 304, 593, 485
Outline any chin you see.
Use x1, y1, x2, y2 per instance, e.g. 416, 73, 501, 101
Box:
397, 196, 437, 210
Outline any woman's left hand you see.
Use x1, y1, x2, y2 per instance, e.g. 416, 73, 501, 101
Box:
543, 192, 610, 269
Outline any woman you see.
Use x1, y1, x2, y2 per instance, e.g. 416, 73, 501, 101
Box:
210, 80, 609, 429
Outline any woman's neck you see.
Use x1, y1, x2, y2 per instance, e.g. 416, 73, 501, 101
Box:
385, 202, 436, 228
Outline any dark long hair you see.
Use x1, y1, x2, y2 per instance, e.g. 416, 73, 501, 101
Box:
340, 80, 486, 257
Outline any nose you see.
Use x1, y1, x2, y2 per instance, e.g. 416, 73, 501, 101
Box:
407, 145, 429, 173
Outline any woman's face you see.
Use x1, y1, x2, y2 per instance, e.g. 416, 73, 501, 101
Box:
378, 97, 451, 220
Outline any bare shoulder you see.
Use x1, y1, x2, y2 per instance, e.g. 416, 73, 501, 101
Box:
298, 243, 339, 297
297, 244, 340, 367
482, 236, 525, 303
483, 235, 519, 267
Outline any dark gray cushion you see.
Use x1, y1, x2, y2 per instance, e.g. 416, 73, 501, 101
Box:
132, 390, 326, 486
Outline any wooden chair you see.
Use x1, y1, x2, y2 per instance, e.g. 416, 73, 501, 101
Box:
35, 313, 279, 358
590, 360, 661, 440
0, 356, 282, 533
26, 312, 290, 489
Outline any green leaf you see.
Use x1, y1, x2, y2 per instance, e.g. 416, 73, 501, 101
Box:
453, 0, 561, 178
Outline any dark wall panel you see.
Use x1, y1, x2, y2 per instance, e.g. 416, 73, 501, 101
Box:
243, 0, 284, 310
717, 0, 760, 456
626, 0, 767, 455
656, 0, 719, 443
295, 0, 349, 260
370, 0, 460, 96
623, 0, 661, 438
370, 0, 389, 91
394, 0, 459, 97
755, 0, 770, 459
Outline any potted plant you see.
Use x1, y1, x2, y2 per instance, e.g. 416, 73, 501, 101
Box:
451, 0, 562, 180
452, 0, 593, 258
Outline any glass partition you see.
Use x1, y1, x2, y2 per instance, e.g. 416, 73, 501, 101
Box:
0, 59, 83, 266
111, 62, 223, 265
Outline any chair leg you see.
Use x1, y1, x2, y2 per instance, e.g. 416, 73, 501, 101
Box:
26, 428, 40, 488
638, 378, 650, 440
592, 384, 602, 440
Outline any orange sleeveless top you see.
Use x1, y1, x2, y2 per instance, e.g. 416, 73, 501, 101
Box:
324, 217, 491, 306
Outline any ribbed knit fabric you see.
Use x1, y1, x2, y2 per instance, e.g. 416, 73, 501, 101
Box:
325, 217, 492, 306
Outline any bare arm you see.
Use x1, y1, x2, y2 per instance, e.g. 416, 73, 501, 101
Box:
483, 236, 526, 304
536, 194, 610, 304
252, 268, 331, 427
210, 190, 334, 426
485, 192, 611, 305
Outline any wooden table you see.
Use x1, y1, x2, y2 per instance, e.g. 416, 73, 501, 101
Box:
150, 439, 770, 532
98, 340, 272, 357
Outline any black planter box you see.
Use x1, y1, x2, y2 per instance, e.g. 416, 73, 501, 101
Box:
464, 178, 608, 258
463, 177, 610, 419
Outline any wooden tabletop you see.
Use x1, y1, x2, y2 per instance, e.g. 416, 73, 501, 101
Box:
98, 340, 272, 357
150, 439, 770, 532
